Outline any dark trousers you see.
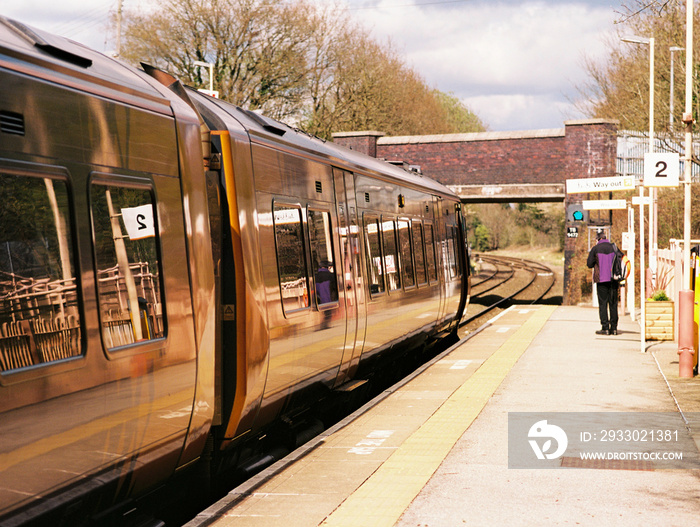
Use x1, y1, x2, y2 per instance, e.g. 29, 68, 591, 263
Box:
596, 281, 619, 330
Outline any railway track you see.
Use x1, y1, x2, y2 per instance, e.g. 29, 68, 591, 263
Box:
459, 253, 558, 335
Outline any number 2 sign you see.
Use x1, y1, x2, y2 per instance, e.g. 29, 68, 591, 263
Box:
644, 152, 680, 187
121, 204, 156, 240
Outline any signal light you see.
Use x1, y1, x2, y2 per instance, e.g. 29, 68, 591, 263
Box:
566, 203, 588, 223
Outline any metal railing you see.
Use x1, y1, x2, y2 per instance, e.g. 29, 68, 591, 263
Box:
617, 130, 700, 182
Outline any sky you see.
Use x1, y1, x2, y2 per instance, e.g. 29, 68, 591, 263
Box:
0, 0, 628, 132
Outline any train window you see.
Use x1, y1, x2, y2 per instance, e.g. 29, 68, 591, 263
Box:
425, 223, 438, 283
91, 184, 165, 349
445, 225, 459, 280
452, 226, 462, 278
273, 203, 310, 313
412, 221, 427, 285
308, 209, 338, 306
381, 218, 401, 291
397, 220, 414, 289
364, 216, 385, 296
0, 173, 81, 372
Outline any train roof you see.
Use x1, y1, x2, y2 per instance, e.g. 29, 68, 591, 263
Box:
186, 88, 459, 200
0, 16, 458, 201
0, 17, 174, 115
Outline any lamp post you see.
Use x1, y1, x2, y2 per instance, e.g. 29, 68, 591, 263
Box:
193, 60, 214, 93
621, 36, 655, 150
622, 35, 654, 351
670, 46, 684, 128
683, 2, 694, 288
678, 0, 695, 377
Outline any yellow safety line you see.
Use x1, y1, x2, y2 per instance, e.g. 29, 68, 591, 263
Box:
321, 305, 557, 527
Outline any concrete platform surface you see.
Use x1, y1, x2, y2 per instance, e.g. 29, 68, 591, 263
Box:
187, 305, 700, 527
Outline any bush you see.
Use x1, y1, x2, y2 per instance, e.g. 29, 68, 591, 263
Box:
649, 290, 670, 302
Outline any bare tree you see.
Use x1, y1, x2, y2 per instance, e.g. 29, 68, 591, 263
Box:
120, 0, 312, 120
578, 1, 693, 135
577, 0, 700, 240
117, 0, 486, 137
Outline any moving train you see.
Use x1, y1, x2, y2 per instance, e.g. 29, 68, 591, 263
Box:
0, 16, 469, 525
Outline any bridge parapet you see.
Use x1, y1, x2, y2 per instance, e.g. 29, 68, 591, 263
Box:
333, 120, 618, 197
449, 183, 565, 203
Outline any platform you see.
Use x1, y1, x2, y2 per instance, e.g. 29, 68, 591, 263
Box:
186, 305, 700, 527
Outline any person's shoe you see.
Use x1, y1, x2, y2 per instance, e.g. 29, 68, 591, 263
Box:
609, 329, 618, 335
596, 329, 609, 335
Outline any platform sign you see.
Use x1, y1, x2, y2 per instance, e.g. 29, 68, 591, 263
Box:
632, 195, 652, 206
582, 199, 627, 210
644, 152, 680, 187
566, 176, 635, 194
621, 231, 633, 251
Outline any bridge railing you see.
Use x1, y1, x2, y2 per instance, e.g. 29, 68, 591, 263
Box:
617, 130, 700, 181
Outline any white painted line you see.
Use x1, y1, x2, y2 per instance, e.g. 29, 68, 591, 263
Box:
450, 359, 473, 370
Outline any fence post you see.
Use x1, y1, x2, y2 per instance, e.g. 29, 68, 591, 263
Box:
674, 247, 683, 340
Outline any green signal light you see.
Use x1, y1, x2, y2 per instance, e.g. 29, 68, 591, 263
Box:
572, 210, 584, 221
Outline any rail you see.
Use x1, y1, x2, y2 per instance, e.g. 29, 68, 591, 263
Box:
461, 254, 556, 331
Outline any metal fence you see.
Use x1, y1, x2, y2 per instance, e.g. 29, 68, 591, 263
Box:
616, 130, 700, 182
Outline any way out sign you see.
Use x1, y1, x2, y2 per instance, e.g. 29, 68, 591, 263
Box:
644, 152, 680, 187
566, 176, 635, 193
582, 199, 627, 210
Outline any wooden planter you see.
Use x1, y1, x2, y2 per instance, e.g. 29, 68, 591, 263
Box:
645, 300, 674, 341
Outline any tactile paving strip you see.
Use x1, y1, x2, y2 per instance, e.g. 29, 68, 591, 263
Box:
321, 306, 557, 527
192, 306, 556, 527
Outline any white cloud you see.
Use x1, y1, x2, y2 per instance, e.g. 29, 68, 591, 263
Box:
4, 0, 624, 131
345, 0, 621, 130
1, 0, 152, 52
463, 93, 584, 131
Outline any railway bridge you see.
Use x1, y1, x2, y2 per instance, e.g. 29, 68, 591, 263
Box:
332, 119, 618, 203
332, 119, 620, 305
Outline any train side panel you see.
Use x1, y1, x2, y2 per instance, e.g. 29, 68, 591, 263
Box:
354, 174, 462, 364
214, 128, 271, 444
252, 142, 347, 425
330, 167, 366, 386
185, 89, 467, 450
168, 89, 217, 468
0, 26, 210, 523
435, 198, 466, 334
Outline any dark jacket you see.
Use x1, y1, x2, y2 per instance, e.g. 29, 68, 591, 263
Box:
587, 238, 619, 283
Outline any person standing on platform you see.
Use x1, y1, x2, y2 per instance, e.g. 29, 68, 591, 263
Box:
587, 228, 621, 335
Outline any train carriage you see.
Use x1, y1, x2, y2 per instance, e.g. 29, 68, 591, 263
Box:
0, 16, 468, 526
0, 18, 216, 525
175, 85, 468, 450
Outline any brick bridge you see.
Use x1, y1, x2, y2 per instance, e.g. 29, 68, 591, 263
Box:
332, 119, 618, 202
332, 119, 620, 305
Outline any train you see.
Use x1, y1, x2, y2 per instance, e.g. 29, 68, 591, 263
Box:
0, 16, 469, 526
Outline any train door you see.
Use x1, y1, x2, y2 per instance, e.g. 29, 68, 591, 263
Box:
435, 197, 460, 326
435, 196, 447, 323
438, 199, 467, 332
332, 168, 366, 386
454, 203, 469, 324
